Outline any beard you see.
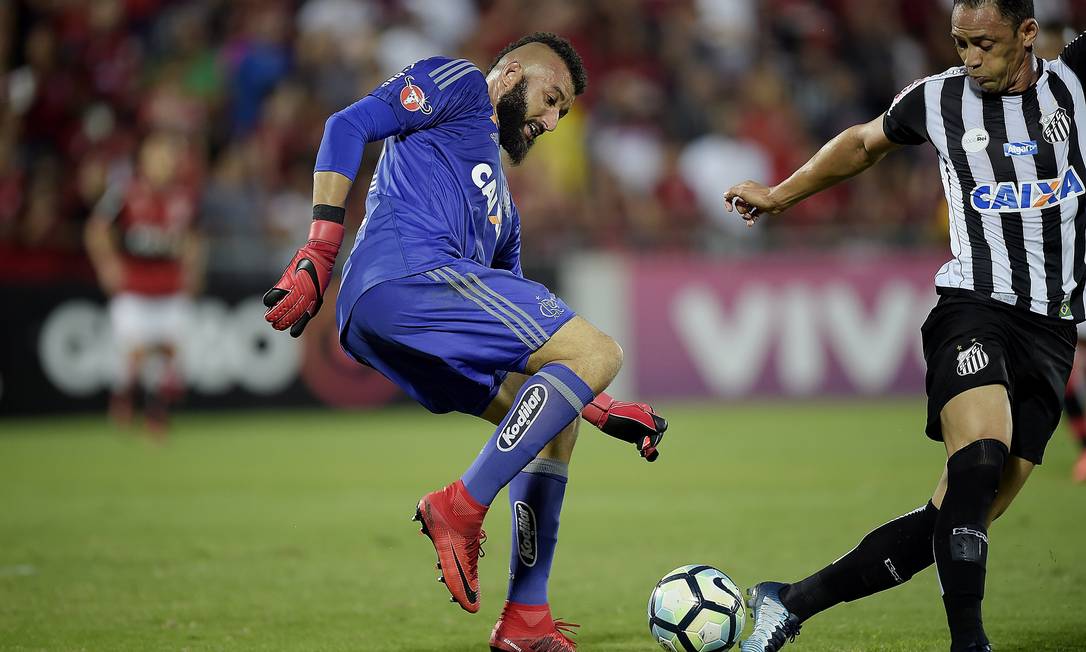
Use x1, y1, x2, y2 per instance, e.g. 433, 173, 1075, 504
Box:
496, 78, 532, 165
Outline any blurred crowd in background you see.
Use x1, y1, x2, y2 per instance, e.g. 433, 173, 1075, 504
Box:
2, 0, 1084, 282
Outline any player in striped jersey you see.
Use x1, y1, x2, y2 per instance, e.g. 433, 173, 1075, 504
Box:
727, 2, 1082, 651
261, 33, 666, 651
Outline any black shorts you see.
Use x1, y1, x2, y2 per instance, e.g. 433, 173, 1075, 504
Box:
921, 294, 1076, 464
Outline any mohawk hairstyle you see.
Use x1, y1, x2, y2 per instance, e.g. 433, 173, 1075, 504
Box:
488, 32, 588, 96
952, 0, 1034, 29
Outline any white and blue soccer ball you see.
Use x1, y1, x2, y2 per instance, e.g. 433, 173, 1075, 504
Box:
647, 564, 745, 651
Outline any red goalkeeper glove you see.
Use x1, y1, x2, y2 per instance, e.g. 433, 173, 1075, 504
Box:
263, 212, 344, 338
581, 392, 667, 462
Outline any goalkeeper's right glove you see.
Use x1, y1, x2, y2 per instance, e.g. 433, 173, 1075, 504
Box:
582, 392, 668, 462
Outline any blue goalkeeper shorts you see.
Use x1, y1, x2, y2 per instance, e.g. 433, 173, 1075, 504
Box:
340, 260, 576, 415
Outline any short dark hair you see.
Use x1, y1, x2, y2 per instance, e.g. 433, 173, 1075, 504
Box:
952, 0, 1034, 29
488, 32, 588, 96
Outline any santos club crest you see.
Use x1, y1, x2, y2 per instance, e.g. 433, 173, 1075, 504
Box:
1041, 107, 1071, 144
399, 76, 432, 114
956, 341, 990, 376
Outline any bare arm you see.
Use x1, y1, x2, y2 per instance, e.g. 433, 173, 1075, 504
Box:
313, 171, 352, 208
83, 216, 122, 294
181, 230, 207, 296
724, 113, 903, 223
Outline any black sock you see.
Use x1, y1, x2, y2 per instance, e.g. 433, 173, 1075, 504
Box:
934, 439, 1007, 651
779, 501, 938, 622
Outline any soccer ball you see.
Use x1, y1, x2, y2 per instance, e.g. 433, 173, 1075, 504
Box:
647, 564, 746, 651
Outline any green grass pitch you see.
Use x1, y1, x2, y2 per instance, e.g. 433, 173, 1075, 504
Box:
1, 400, 1084, 651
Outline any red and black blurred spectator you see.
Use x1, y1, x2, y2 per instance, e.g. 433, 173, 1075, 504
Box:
1, 0, 1082, 279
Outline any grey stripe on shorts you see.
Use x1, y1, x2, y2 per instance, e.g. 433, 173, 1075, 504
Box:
441, 267, 547, 348
427, 268, 542, 349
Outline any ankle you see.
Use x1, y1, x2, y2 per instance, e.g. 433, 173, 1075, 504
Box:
943, 596, 986, 650
778, 581, 826, 623
448, 480, 488, 517
504, 600, 550, 612
452, 478, 490, 512
500, 601, 553, 630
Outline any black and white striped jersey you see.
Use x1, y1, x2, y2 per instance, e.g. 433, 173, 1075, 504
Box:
884, 32, 1086, 322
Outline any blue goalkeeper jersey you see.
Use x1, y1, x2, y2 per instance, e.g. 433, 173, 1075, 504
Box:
324, 56, 523, 330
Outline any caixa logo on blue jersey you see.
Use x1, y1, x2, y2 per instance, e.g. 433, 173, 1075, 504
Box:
971, 167, 1085, 212
472, 162, 502, 238
498, 384, 548, 451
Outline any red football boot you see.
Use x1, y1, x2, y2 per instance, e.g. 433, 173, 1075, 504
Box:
414, 480, 488, 613
490, 601, 579, 652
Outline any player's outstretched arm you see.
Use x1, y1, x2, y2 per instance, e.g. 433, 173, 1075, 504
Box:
582, 392, 668, 462
84, 213, 123, 295
724, 112, 901, 227
264, 94, 403, 337
181, 230, 207, 297
84, 183, 128, 295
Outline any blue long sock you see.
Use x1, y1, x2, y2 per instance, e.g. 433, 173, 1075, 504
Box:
507, 459, 567, 605
461, 364, 594, 506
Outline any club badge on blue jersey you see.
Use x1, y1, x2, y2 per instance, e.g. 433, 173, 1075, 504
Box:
399, 76, 432, 114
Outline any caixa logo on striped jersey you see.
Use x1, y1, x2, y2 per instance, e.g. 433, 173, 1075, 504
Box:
513, 501, 538, 567
498, 384, 548, 451
971, 166, 1085, 212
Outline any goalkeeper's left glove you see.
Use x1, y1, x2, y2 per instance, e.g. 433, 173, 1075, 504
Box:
581, 392, 667, 462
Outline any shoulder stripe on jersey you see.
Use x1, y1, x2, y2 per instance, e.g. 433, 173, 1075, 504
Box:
429, 58, 470, 79
1045, 72, 1086, 321
433, 61, 473, 85
437, 65, 480, 90
1060, 32, 1086, 80
981, 93, 1031, 309
433, 61, 477, 89
890, 66, 967, 113
941, 75, 995, 294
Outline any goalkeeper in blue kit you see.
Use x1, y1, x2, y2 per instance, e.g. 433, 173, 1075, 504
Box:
262, 33, 667, 651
